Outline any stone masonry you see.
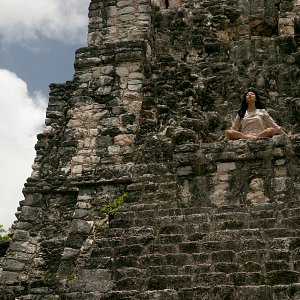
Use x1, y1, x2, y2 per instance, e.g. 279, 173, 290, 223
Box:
0, 0, 300, 299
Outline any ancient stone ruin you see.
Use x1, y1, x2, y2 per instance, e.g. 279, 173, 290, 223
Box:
1, 0, 300, 298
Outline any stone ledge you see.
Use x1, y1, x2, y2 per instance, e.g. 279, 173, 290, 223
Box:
74, 40, 148, 71
175, 134, 299, 165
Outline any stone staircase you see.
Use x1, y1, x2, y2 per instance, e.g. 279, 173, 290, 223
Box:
1, 138, 299, 299
64, 176, 300, 299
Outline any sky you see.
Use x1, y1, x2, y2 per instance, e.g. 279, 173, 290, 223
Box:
0, 0, 90, 231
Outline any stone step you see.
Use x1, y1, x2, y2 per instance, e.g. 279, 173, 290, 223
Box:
143, 271, 300, 288
147, 265, 180, 276
100, 226, 155, 239
140, 289, 177, 300
200, 230, 262, 243
110, 204, 300, 233
282, 207, 300, 217
92, 241, 297, 271
264, 228, 299, 238
97, 232, 298, 258
114, 202, 299, 220
281, 217, 300, 229
248, 218, 278, 229
115, 276, 145, 291
213, 212, 251, 222
103, 289, 178, 300
67, 283, 300, 300
109, 212, 300, 234
120, 202, 160, 212
265, 260, 291, 272
147, 275, 193, 290
177, 283, 300, 300
190, 263, 237, 274
101, 290, 140, 300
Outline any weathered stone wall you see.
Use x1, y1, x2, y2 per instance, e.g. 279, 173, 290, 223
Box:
136, 0, 300, 149
3, 136, 300, 299
87, 0, 154, 45
0, 0, 300, 298
30, 41, 149, 180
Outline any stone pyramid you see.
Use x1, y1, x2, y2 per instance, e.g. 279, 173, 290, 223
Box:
0, 0, 300, 298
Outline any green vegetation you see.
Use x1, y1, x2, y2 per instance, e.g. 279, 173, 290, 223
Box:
97, 193, 128, 220
43, 271, 58, 284
0, 224, 10, 240
67, 272, 77, 281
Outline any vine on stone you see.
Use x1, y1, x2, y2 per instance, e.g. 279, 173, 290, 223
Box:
95, 193, 128, 229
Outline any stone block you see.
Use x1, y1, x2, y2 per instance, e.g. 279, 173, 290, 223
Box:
191, 253, 210, 264
282, 216, 300, 229
273, 176, 288, 191
148, 275, 192, 290
70, 220, 93, 234
119, 14, 135, 22
212, 250, 236, 263
176, 166, 192, 176
214, 262, 239, 273
279, 18, 295, 36
0, 271, 19, 284
138, 4, 151, 13
217, 162, 236, 173
69, 279, 114, 293
100, 117, 119, 126
4, 259, 25, 272
179, 242, 200, 253
165, 254, 189, 266
114, 134, 135, 146
115, 245, 144, 256
230, 272, 264, 286
141, 289, 177, 300
265, 270, 299, 285
115, 255, 141, 268
115, 267, 145, 282
71, 165, 83, 175
242, 239, 267, 250
233, 286, 272, 300
265, 260, 289, 272
96, 86, 112, 95
23, 193, 42, 206
0, 285, 15, 299
9, 241, 36, 254
178, 286, 211, 300
160, 234, 184, 244
106, 6, 117, 17
128, 83, 143, 90
117, 0, 133, 8
241, 261, 263, 272
183, 264, 211, 274
194, 272, 231, 286
237, 250, 266, 264
12, 230, 30, 241
108, 145, 121, 155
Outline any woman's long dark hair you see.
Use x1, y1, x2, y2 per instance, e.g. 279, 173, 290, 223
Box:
238, 90, 264, 119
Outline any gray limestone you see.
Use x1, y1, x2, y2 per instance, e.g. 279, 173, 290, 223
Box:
0, 0, 300, 298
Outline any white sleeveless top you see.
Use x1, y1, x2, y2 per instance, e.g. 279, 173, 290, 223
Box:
231, 109, 281, 135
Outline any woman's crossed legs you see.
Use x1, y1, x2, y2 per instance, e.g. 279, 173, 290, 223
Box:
224, 128, 277, 141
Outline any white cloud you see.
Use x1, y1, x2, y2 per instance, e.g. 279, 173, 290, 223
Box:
0, 0, 90, 230
0, 0, 90, 45
0, 69, 47, 230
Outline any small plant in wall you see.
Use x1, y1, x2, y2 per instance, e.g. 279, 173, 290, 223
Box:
95, 193, 128, 229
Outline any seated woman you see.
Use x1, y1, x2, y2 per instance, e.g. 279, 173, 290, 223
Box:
224, 90, 286, 140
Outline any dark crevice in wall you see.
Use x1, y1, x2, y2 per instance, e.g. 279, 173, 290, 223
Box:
250, 17, 279, 37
